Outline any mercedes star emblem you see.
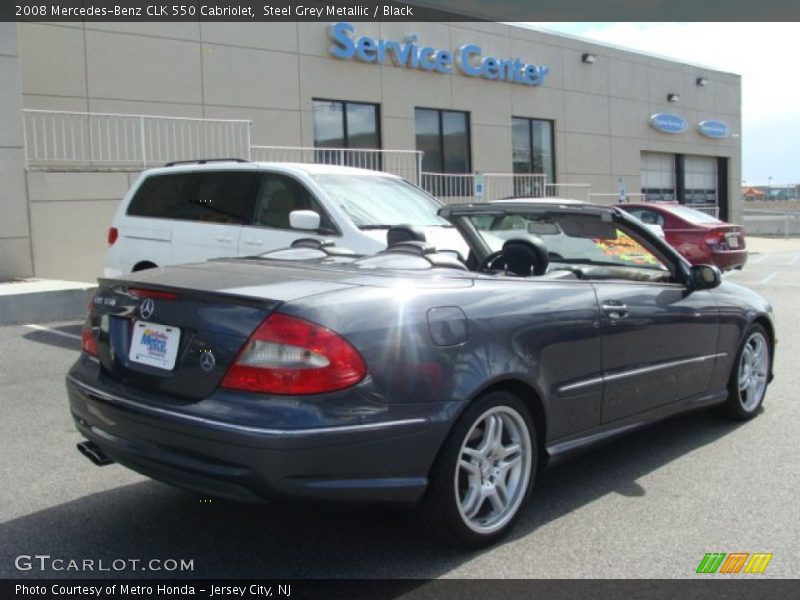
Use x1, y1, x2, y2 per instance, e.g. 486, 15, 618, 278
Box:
199, 351, 216, 372
139, 298, 155, 320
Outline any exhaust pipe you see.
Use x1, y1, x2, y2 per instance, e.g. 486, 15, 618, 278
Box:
77, 441, 114, 466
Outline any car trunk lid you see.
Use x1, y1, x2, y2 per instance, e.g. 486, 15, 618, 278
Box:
703, 223, 746, 250
89, 262, 361, 400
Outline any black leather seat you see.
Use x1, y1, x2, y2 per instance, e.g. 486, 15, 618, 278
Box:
502, 237, 549, 276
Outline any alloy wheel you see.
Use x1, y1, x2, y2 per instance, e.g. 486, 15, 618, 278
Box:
737, 331, 769, 412
454, 406, 532, 535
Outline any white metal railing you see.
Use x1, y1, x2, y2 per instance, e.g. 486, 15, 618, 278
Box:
249, 145, 422, 183
590, 193, 647, 204
23, 110, 252, 169
421, 172, 548, 203
487, 173, 548, 200
545, 183, 592, 202
684, 203, 720, 218
743, 209, 800, 238
420, 172, 475, 202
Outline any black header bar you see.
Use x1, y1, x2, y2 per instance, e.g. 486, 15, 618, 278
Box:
3, 579, 800, 600
3, 0, 800, 22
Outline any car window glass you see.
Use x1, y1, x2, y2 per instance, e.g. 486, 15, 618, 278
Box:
668, 205, 722, 224
127, 171, 259, 224
591, 229, 665, 268
312, 174, 449, 228
627, 208, 665, 227
255, 174, 334, 231
127, 173, 195, 219
469, 212, 671, 280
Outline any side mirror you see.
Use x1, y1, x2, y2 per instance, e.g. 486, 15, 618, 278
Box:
689, 264, 722, 290
289, 210, 321, 231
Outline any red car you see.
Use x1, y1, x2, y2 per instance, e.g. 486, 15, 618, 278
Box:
618, 202, 747, 271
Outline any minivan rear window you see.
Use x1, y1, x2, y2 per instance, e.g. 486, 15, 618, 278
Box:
127, 171, 260, 224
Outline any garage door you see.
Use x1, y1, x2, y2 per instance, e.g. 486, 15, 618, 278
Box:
640, 152, 675, 201
684, 155, 718, 206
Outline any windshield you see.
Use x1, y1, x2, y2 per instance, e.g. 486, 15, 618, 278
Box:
668, 205, 722, 224
469, 212, 669, 271
313, 174, 450, 228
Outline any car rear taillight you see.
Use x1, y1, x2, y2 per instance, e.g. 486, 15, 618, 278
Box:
221, 313, 366, 395
107, 227, 119, 246
704, 230, 727, 250
81, 322, 98, 356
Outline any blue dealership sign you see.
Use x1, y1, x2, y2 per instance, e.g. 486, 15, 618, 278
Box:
649, 113, 688, 134
697, 120, 731, 139
328, 22, 549, 87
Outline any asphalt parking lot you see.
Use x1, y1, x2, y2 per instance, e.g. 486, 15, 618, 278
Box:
2, 247, 799, 580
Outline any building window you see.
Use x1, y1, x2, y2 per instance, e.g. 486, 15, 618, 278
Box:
512, 117, 555, 181
414, 108, 471, 173
683, 155, 718, 206
312, 99, 381, 168
641, 152, 676, 201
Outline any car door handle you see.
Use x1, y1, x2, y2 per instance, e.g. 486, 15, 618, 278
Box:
242, 239, 264, 246
602, 301, 629, 319
213, 236, 234, 243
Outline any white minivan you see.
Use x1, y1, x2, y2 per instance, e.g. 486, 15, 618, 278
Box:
104, 160, 466, 276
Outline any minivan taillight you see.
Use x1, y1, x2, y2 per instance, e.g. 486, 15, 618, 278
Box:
107, 227, 119, 245
221, 313, 366, 395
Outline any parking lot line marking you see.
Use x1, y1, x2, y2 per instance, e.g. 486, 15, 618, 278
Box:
751, 254, 770, 265
23, 324, 81, 341
789, 254, 800, 267
757, 272, 778, 285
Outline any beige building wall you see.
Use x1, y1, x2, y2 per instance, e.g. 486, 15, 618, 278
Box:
7, 21, 742, 281
0, 23, 33, 279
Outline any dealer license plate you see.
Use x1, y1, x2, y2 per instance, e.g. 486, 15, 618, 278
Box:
129, 321, 181, 370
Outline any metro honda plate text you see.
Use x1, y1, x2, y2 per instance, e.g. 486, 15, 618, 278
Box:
14, 584, 290, 597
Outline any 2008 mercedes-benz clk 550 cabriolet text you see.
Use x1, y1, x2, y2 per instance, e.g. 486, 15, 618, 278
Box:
66, 200, 775, 547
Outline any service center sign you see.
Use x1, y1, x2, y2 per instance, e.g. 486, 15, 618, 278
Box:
698, 120, 731, 139
649, 113, 688, 134
328, 22, 550, 86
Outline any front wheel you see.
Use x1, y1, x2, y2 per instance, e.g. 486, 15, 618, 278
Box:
723, 324, 771, 420
420, 391, 536, 548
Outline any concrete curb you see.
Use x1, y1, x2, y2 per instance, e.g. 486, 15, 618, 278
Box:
0, 284, 97, 326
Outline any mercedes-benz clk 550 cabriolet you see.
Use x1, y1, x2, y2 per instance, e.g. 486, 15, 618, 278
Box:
67, 200, 775, 547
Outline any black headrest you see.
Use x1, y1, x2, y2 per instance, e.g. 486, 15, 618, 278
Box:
387, 225, 427, 247
502, 237, 549, 276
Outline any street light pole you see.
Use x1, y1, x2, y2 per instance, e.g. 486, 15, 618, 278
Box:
768, 176, 772, 200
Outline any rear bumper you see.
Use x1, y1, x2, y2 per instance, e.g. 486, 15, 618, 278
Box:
709, 248, 748, 270
66, 369, 449, 505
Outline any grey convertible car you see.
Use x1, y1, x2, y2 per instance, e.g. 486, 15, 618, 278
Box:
67, 200, 775, 547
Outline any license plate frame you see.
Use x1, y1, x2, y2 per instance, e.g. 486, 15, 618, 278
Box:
726, 233, 740, 249
129, 320, 181, 371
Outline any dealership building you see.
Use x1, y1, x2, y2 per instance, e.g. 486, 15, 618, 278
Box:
0, 20, 742, 281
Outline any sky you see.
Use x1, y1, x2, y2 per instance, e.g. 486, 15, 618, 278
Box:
530, 22, 799, 186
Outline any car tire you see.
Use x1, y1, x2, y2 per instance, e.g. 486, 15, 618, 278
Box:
420, 390, 536, 548
723, 323, 771, 420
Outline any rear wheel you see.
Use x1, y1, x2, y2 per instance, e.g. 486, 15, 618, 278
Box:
421, 391, 536, 547
723, 324, 771, 419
